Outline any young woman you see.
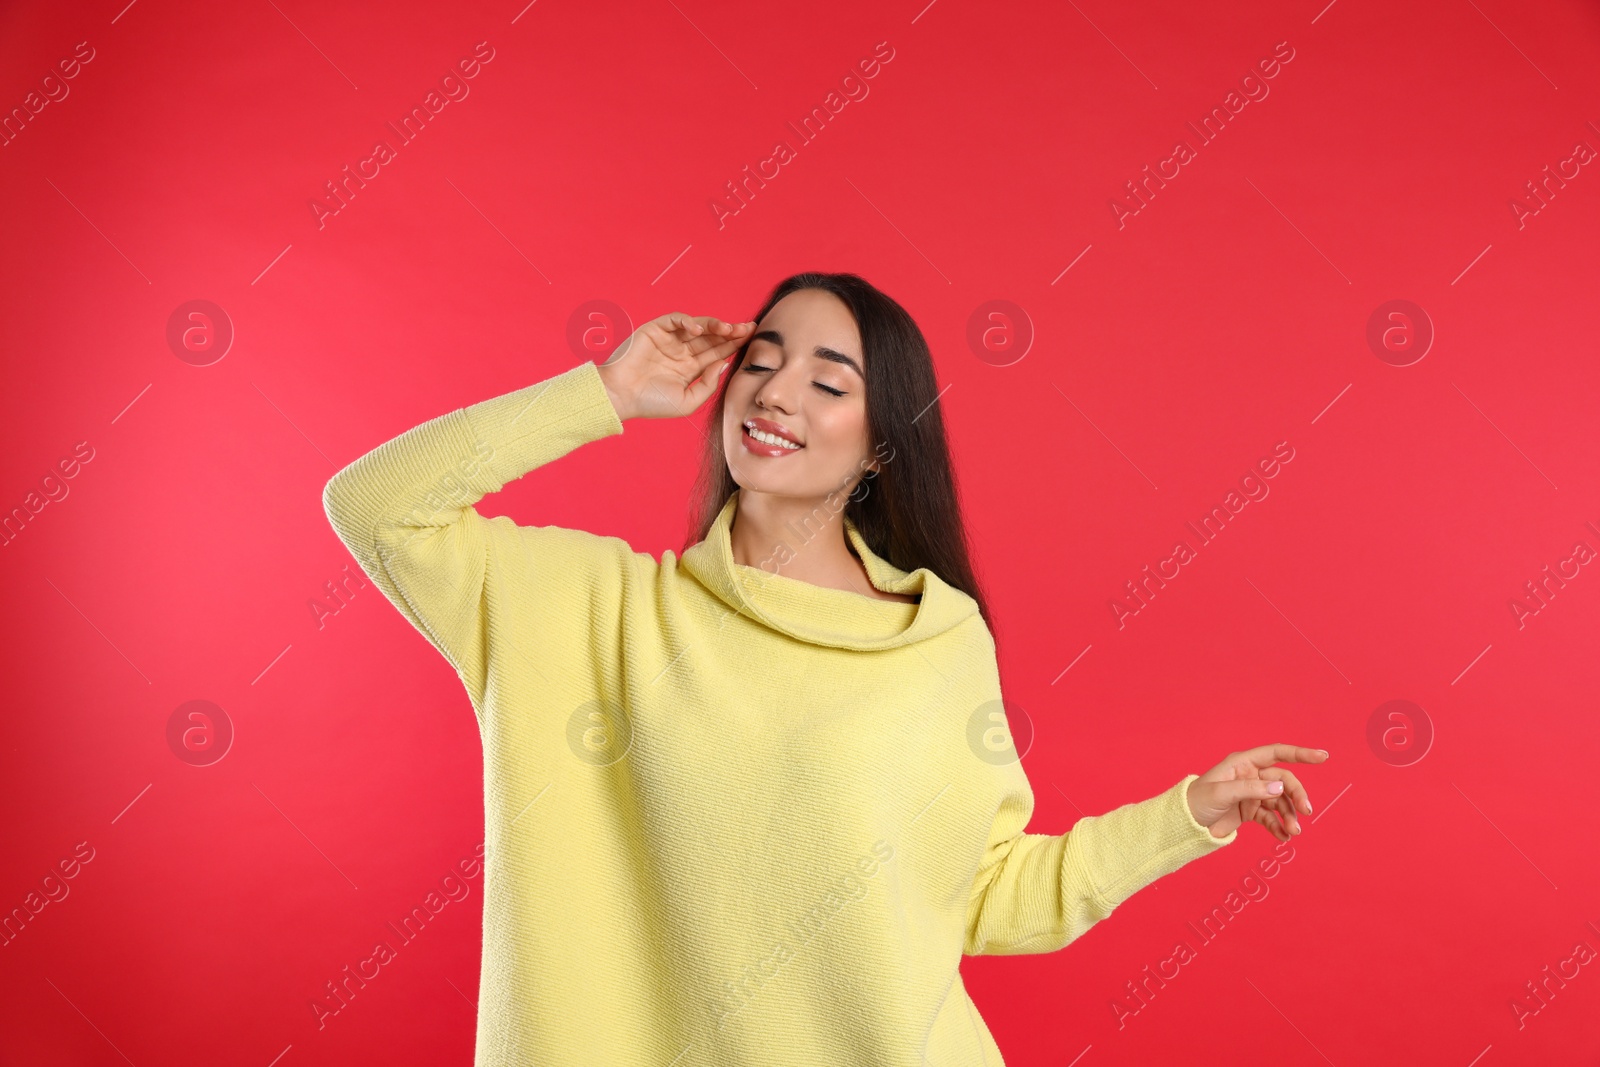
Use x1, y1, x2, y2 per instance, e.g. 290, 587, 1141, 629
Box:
322, 271, 1326, 1066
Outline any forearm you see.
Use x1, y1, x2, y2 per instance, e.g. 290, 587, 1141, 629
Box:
964, 774, 1236, 956
324, 362, 622, 559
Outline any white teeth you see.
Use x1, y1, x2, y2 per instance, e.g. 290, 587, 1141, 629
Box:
745, 423, 802, 450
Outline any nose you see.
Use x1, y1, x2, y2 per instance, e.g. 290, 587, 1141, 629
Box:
754, 365, 799, 415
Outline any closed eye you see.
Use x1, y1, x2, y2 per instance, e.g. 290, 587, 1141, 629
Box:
743, 363, 846, 397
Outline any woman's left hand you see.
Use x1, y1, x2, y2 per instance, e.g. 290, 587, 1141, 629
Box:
1185, 744, 1329, 841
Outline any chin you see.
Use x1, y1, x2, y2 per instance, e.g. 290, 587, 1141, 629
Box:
731, 469, 803, 495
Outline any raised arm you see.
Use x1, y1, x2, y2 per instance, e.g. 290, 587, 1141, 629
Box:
321, 313, 755, 717
321, 359, 626, 711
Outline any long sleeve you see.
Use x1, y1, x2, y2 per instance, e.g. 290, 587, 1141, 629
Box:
963, 771, 1236, 956
321, 359, 629, 714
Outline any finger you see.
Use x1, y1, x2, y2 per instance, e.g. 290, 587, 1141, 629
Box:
685, 327, 749, 360
651, 316, 731, 363
642, 319, 689, 354
681, 334, 748, 378
685, 353, 730, 408
1265, 805, 1291, 841
1263, 792, 1301, 835
1241, 743, 1330, 769
1252, 806, 1287, 842
1220, 777, 1287, 811
658, 312, 705, 341
686, 314, 751, 338
671, 318, 754, 365
1261, 767, 1312, 818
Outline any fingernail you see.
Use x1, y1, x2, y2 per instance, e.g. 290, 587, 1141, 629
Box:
1268, 781, 1283, 794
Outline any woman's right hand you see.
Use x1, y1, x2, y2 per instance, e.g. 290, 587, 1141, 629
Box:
1185, 744, 1328, 841
596, 312, 755, 422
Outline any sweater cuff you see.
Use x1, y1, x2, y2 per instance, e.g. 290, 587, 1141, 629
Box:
459, 359, 625, 491
1066, 773, 1237, 914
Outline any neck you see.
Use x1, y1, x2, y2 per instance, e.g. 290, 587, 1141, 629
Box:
728, 489, 864, 590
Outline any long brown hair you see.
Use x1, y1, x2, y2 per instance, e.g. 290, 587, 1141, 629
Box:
685, 271, 1000, 653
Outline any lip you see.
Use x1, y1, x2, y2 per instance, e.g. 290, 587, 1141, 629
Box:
741, 417, 805, 456
745, 417, 803, 445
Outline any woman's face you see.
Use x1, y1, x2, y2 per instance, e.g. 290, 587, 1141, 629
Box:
721, 288, 876, 500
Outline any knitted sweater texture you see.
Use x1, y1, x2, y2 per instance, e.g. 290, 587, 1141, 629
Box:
321, 358, 1236, 1066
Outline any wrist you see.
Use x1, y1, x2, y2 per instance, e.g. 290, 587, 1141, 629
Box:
596, 364, 631, 422
1185, 775, 1235, 841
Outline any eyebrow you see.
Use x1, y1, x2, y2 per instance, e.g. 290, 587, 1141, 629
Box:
750, 329, 864, 380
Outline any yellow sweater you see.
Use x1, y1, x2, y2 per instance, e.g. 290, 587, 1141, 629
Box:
321, 358, 1237, 1066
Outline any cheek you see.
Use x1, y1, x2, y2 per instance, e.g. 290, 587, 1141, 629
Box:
810, 406, 868, 452
720, 384, 743, 433
722, 377, 751, 425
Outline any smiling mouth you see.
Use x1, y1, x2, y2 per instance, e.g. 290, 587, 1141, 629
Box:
742, 421, 805, 453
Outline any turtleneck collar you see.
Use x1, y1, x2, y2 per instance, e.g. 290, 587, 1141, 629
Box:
677, 489, 981, 652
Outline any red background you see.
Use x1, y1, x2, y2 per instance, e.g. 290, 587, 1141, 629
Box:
3, 0, 1599, 1063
